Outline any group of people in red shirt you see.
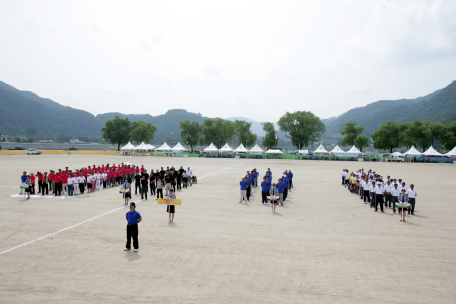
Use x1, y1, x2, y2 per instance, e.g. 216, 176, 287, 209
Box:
23, 163, 145, 197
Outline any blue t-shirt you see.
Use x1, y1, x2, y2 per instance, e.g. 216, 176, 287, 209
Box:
276, 182, 284, 193
240, 181, 247, 190
289, 172, 293, 180
261, 181, 269, 192
21, 175, 27, 182
126, 210, 141, 224
286, 172, 292, 180
283, 179, 289, 188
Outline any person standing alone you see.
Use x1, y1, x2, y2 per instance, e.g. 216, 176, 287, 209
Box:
125, 202, 142, 252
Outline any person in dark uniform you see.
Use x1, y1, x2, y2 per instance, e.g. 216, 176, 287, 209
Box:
150, 172, 156, 196
134, 173, 141, 195
176, 170, 182, 191
125, 202, 142, 252
167, 189, 176, 223
170, 171, 176, 192
141, 175, 148, 200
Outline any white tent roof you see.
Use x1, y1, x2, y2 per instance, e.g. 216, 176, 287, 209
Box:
404, 146, 422, 156
391, 151, 404, 156
347, 145, 361, 153
203, 143, 219, 152
234, 143, 249, 153
265, 149, 283, 154
134, 142, 148, 150
155, 142, 172, 151
120, 141, 135, 151
144, 144, 156, 150
249, 144, 264, 154
423, 146, 443, 156
171, 142, 188, 151
444, 146, 456, 157
313, 144, 329, 154
330, 145, 345, 153
219, 143, 234, 153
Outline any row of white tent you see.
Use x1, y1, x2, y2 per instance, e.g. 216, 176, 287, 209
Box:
393, 145, 456, 157
120, 141, 189, 152
202, 143, 282, 154
311, 144, 362, 155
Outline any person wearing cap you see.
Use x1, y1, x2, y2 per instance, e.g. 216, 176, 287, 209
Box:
374, 181, 385, 212
125, 202, 142, 252
407, 184, 417, 215
391, 184, 400, 214
167, 189, 177, 223
239, 177, 247, 204
398, 189, 409, 222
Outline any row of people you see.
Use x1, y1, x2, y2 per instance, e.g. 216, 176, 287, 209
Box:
341, 169, 418, 222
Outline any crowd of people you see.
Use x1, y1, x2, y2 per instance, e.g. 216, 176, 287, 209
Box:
341, 169, 418, 222
239, 168, 293, 213
18, 164, 197, 202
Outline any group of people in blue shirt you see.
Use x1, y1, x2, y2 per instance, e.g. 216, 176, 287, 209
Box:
239, 168, 293, 213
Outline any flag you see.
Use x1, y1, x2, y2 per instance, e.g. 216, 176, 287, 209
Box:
286, 132, 291, 137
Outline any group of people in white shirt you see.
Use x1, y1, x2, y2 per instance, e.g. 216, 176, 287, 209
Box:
342, 169, 418, 222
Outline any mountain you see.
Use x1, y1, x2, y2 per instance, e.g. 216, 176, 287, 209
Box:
322, 83, 453, 137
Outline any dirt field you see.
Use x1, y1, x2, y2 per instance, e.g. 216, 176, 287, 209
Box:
0, 155, 455, 303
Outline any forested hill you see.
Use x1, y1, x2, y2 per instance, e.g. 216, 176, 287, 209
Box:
96, 110, 212, 141
322, 82, 456, 137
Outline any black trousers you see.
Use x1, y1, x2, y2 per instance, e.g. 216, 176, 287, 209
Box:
177, 180, 181, 190
384, 193, 391, 207
172, 182, 176, 192
375, 194, 384, 211
392, 196, 398, 212
141, 185, 148, 199
103, 181, 106, 188
80, 183, 85, 194
342, 177, 345, 185
246, 187, 251, 200
38, 180, 42, 193
363, 190, 370, 203
150, 183, 156, 195
42, 183, 49, 195
289, 180, 293, 188
135, 182, 141, 194
370, 193, 375, 207
30, 184, 35, 195
261, 191, 268, 203
156, 188, 163, 199
284, 188, 288, 200
126, 224, 139, 249
183, 179, 187, 188
55, 183, 62, 196
408, 198, 416, 214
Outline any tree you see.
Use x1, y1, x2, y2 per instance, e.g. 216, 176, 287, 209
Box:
354, 135, 369, 152
25, 126, 37, 138
371, 121, 404, 153
57, 132, 70, 143
201, 118, 235, 149
403, 120, 432, 152
180, 120, 200, 150
130, 121, 157, 144
261, 122, 278, 149
234, 120, 257, 147
14, 137, 22, 143
441, 121, 456, 150
341, 121, 365, 147
101, 115, 132, 151
278, 111, 326, 150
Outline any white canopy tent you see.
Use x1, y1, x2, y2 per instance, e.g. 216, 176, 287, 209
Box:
234, 144, 249, 153
313, 144, 329, 155
203, 143, 219, 152
155, 142, 172, 151
347, 146, 361, 154
219, 143, 234, 153
134, 142, 148, 150
330, 145, 346, 154
423, 146, 443, 156
171, 142, 188, 152
249, 144, 264, 154
264, 149, 283, 154
444, 146, 456, 157
120, 141, 135, 151
403, 146, 422, 156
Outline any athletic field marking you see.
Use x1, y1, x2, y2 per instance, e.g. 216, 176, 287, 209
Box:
0, 161, 249, 255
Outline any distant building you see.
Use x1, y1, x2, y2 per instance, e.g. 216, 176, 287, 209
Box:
70, 139, 80, 144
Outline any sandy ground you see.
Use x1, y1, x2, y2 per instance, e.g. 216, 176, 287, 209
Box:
0, 155, 455, 303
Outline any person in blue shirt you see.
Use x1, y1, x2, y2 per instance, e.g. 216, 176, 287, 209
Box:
276, 178, 284, 206
20, 171, 27, 195
125, 202, 142, 252
239, 177, 247, 204
245, 174, 252, 201
261, 177, 270, 204
286, 170, 293, 191
167, 189, 177, 223
282, 176, 289, 201
288, 170, 293, 189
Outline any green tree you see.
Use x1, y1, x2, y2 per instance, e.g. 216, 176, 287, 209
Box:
341, 121, 365, 147
261, 122, 278, 149
234, 120, 257, 147
354, 135, 369, 152
371, 121, 404, 153
25, 126, 37, 138
201, 118, 235, 149
278, 111, 326, 150
57, 132, 70, 143
130, 121, 157, 144
441, 121, 456, 150
101, 115, 132, 151
179, 120, 200, 150
14, 137, 21, 143
403, 120, 432, 152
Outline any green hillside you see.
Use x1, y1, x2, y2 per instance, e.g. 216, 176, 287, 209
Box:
322, 83, 454, 137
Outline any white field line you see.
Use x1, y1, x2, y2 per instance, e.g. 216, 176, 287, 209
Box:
0, 160, 249, 255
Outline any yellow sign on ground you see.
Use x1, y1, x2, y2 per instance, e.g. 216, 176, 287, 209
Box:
157, 198, 182, 205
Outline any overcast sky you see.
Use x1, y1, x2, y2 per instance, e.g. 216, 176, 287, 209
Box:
1, 0, 455, 122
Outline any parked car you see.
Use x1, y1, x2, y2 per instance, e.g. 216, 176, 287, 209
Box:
26, 148, 42, 155
69, 147, 78, 150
